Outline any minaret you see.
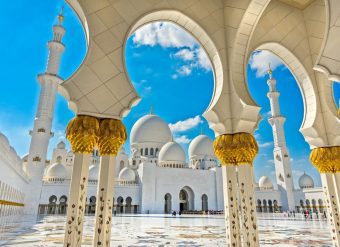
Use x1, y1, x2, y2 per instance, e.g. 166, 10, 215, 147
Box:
24, 9, 65, 215
266, 65, 295, 211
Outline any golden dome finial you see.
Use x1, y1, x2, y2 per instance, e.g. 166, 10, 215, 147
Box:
58, 6, 64, 25
268, 63, 273, 78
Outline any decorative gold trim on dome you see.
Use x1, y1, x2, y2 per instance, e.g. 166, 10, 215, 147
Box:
97, 119, 127, 156
310, 146, 340, 173
213, 132, 258, 165
66, 115, 99, 154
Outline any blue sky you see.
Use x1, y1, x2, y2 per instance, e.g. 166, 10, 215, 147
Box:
1, 1, 339, 188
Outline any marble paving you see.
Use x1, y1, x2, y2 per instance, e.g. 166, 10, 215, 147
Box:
0, 214, 332, 246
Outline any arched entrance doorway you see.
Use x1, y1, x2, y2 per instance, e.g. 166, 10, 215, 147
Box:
164, 193, 172, 214
126, 197, 132, 213
117, 197, 124, 213
59, 195, 67, 214
201, 194, 208, 211
89, 196, 96, 214
179, 186, 194, 212
257, 199, 262, 212
48, 195, 57, 214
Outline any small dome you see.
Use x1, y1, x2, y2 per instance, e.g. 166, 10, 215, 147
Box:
189, 135, 214, 158
259, 176, 273, 189
47, 163, 67, 178
159, 141, 186, 163
130, 114, 172, 145
299, 172, 314, 189
89, 165, 99, 180
57, 141, 66, 149
119, 167, 135, 181
119, 146, 126, 154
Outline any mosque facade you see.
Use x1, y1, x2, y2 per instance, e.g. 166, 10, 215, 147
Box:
0, 11, 327, 222
1, 111, 325, 218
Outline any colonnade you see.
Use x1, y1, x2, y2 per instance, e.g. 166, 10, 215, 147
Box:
62, 116, 339, 247
63, 116, 126, 247
0, 181, 25, 241
0, 181, 25, 218
213, 133, 259, 247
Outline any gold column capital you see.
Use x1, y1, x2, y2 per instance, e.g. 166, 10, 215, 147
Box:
97, 118, 127, 156
310, 146, 340, 173
213, 132, 258, 166
66, 115, 99, 154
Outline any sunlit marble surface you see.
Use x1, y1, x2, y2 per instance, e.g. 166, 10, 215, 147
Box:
0, 214, 332, 246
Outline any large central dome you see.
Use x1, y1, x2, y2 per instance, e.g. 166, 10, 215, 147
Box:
130, 114, 172, 145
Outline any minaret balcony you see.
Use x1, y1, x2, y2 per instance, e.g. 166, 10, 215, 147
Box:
268, 115, 286, 126
267, 91, 280, 98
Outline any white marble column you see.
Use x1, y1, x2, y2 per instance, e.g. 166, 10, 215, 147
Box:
321, 173, 340, 246
93, 156, 115, 247
64, 153, 91, 247
222, 165, 241, 247
237, 164, 259, 247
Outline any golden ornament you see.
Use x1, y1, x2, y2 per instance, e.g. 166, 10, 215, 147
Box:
310, 146, 340, 173
213, 132, 258, 165
66, 115, 99, 154
97, 119, 127, 156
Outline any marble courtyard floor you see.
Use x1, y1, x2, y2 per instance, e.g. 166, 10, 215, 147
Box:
0, 214, 332, 246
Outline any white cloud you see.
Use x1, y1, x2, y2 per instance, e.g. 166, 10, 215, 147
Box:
177, 65, 192, 76
197, 47, 211, 70
174, 135, 191, 144
254, 132, 261, 140
259, 141, 273, 148
293, 169, 304, 178
132, 22, 212, 78
249, 50, 283, 77
133, 22, 197, 49
173, 49, 195, 61
169, 115, 203, 133
267, 159, 274, 164
262, 110, 271, 118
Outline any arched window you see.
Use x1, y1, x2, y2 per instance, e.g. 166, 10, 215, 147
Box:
117, 197, 124, 213
145, 148, 148, 155
133, 160, 136, 166
155, 148, 159, 155
268, 200, 273, 213
201, 194, 208, 211
312, 199, 317, 212
150, 148, 154, 156
262, 200, 267, 213
318, 199, 324, 213
140, 149, 143, 155
257, 199, 262, 212
120, 160, 124, 171
164, 193, 172, 214
126, 197, 132, 213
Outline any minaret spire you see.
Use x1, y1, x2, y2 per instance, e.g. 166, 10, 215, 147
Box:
149, 105, 154, 115
58, 6, 64, 25
266, 66, 295, 211
24, 10, 66, 215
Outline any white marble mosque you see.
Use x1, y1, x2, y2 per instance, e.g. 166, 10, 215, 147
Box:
1, 0, 340, 246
